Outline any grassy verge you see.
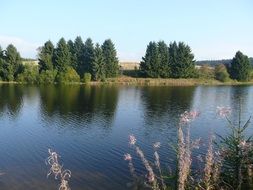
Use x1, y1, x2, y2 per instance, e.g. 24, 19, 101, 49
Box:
1, 76, 253, 86
89, 76, 253, 86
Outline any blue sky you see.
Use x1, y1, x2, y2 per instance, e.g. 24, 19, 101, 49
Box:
0, 0, 252, 61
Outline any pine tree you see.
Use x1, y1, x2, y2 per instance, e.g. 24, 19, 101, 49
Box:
38, 40, 54, 72
91, 43, 105, 81
140, 41, 160, 77
81, 38, 94, 77
74, 36, 84, 74
101, 39, 119, 77
157, 41, 170, 77
169, 41, 195, 78
53, 38, 71, 72
67, 39, 76, 69
230, 51, 251, 81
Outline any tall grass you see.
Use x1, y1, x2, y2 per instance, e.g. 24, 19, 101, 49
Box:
124, 107, 253, 190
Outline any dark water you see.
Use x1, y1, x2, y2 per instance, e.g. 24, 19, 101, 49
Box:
0, 84, 253, 190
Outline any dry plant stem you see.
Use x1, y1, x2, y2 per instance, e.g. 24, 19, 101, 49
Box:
177, 125, 192, 190
154, 147, 166, 190
203, 135, 214, 190
46, 149, 71, 190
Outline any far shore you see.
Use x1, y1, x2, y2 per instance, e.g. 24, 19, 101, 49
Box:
1, 76, 253, 86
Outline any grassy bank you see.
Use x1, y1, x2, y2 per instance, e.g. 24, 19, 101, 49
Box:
1, 76, 253, 86
89, 76, 253, 86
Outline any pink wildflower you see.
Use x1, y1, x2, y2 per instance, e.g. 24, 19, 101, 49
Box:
180, 110, 200, 125
129, 134, 136, 145
124, 153, 132, 161
217, 106, 231, 118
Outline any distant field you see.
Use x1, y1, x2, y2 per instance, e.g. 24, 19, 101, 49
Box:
119, 62, 139, 70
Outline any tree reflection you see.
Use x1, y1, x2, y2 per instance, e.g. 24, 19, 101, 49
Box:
140, 86, 196, 128
39, 85, 119, 126
0, 84, 24, 116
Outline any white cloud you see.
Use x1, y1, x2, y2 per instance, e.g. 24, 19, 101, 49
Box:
0, 35, 39, 58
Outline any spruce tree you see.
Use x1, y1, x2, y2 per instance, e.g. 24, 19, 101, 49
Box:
101, 39, 119, 77
169, 41, 195, 78
230, 51, 251, 81
157, 41, 170, 77
72, 36, 85, 76
81, 38, 94, 77
91, 43, 105, 81
38, 40, 54, 72
53, 38, 71, 72
67, 39, 76, 69
140, 41, 159, 77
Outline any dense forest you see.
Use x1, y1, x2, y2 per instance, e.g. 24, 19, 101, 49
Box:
0, 38, 252, 83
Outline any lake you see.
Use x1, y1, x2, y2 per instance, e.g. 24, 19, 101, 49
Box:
0, 84, 253, 190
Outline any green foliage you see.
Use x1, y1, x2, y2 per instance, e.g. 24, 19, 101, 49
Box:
38, 70, 57, 84
83, 72, 91, 83
56, 67, 80, 83
67, 39, 75, 68
217, 109, 253, 189
38, 40, 54, 72
215, 64, 230, 82
230, 51, 251, 81
17, 65, 38, 83
169, 41, 195, 78
0, 44, 22, 81
141, 41, 195, 78
157, 41, 170, 77
140, 41, 170, 78
102, 39, 119, 77
53, 38, 71, 72
91, 43, 105, 81
83, 38, 95, 74
73, 36, 84, 72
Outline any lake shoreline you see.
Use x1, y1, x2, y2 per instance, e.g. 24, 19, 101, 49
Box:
1, 77, 253, 86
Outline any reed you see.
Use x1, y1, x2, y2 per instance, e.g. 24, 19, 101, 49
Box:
46, 149, 71, 190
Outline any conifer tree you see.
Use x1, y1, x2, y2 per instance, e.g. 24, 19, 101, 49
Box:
169, 41, 195, 78
230, 51, 251, 81
101, 39, 119, 77
73, 36, 84, 73
53, 38, 71, 72
38, 40, 54, 72
81, 38, 94, 77
91, 43, 105, 81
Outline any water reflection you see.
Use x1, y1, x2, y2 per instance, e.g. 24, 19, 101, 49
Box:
0, 84, 23, 116
140, 86, 196, 126
39, 85, 119, 125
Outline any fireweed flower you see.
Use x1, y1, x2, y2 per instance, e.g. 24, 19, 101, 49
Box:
217, 106, 231, 118
129, 135, 136, 145
180, 110, 200, 125
124, 153, 132, 161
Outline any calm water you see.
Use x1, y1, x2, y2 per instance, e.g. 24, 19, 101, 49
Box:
0, 84, 253, 189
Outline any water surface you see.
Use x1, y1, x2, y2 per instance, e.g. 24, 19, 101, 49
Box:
0, 84, 253, 189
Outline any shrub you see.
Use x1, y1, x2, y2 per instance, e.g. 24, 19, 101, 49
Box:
198, 64, 215, 79
83, 72, 91, 83
16, 65, 38, 83
38, 70, 57, 84
56, 67, 80, 83
215, 64, 230, 82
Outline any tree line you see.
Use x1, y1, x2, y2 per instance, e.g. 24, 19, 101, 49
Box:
140, 41, 252, 82
0, 37, 119, 83
0, 38, 252, 83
